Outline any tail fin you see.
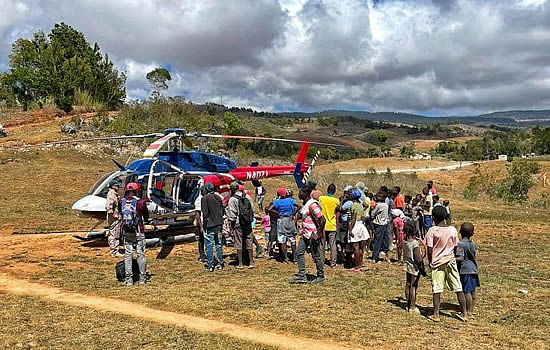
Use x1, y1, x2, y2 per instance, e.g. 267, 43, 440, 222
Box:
295, 141, 309, 165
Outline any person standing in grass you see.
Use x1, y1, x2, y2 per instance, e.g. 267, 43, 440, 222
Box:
411, 198, 424, 238
261, 207, 271, 254
289, 184, 326, 284
106, 180, 123, 258
254, 181, 266, 212
392, 209, 405, 263
443, 200, 452, 225
319, 184, 340, 268
269, 187, 299, 263
426, 206, 468, 322
456, 222, 480, 318
227, 182, 255, 269
427, 180, 437, 195
403, 195, 413, 218
120, 182, 149, 286
337, 186, 354, 266
348, 189, 369, 271
368, 192, 390, 263
201, 183, 225, 272
403, 221, 427, 314
422, 187, 434, 233
393, 186, 405, 210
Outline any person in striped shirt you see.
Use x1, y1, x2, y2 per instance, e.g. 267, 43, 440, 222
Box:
289, 184, 326, 284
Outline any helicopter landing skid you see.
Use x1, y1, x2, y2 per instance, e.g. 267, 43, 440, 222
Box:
72, 220, 106, 241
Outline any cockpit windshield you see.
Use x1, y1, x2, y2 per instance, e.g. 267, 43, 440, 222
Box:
87, 171, 115, 196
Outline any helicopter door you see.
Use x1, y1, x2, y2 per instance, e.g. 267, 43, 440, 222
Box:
174, 174, 203, 213
146, 160, 183, 212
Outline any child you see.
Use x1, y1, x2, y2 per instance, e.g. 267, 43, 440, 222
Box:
403, 221, 427, 313
426, 207, 468, 322
392, 209, 405, 263
411, 198, 424, 239
443, 200, 452, 225
456, 222, 479, 317
403, 195, 413, 218
261, 208, 271, 252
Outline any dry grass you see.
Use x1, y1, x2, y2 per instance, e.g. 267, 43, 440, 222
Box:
412, 136, 479, 152
0, 293, 273, 349
316, 157, 454, 173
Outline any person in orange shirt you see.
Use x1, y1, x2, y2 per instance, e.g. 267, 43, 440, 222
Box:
392, 186, 405, 210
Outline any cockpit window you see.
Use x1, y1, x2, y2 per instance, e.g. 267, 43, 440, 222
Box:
87, 171, 115, 196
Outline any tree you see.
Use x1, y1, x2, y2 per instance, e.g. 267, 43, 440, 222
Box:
5, 22, 126, 112
377, 131, 388, 144
146, 67, 172, 97
0, 73, 17, 108
223, 111, 241, 151
8, 31, 50, 110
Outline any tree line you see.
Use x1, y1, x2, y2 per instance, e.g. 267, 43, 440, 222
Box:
0, 22, 126, 112
435, 128, 550, 160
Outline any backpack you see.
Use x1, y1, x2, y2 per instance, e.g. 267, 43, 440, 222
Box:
121, 198, 138, 236
237, 195, 254, 226
115, 259, 139, 282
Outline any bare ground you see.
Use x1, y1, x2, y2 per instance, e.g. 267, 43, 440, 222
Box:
0, 274, 357, 350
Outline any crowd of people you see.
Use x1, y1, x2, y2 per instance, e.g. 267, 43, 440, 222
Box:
105, 177, 479, 322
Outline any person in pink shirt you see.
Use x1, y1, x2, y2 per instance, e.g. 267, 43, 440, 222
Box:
426, 206, 468, 322
261, 208, 272, 252
392, 209, 405, 263
427, 180, 437, 196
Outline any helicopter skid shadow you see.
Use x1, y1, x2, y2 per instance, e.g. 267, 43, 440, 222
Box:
81, 241, 108, 248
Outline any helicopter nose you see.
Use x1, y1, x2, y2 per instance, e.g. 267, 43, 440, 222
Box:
72, 195, 106, 213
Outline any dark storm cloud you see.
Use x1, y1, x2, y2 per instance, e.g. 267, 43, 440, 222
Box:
1, 0, 550, 115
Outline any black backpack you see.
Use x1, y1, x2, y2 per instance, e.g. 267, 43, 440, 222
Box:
115, 259, 139, 283
237, 195, 254, 225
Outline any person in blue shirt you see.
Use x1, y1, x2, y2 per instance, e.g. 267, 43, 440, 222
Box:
456, 222, 480, 318
268, 187, 299, 263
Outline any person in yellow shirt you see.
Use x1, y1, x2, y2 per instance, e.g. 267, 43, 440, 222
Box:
319, 184, 340, 267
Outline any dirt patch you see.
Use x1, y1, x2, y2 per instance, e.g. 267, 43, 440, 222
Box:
0, 274, 360, 350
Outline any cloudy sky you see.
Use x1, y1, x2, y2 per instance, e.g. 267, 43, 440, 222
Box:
1, 0, 550, 116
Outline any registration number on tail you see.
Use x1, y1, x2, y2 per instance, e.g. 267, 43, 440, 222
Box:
246, 170, 268, 180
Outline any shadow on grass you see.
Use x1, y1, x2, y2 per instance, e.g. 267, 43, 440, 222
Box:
387, 297, 461, 320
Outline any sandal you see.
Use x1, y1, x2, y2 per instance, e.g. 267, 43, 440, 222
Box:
427, 315, 440, 323
454, 312, 468, 322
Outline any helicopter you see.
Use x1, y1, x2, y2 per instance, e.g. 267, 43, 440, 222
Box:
67, 128, 337, 253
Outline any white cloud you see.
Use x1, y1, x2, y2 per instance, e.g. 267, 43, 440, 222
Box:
1, 0, 550, 115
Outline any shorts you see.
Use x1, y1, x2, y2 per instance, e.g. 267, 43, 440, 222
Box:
264, 228, 271, 242
460, 274, 480, 294
277, 217, 296, 244
431, 260, 463, 294
257, 195, 265, 206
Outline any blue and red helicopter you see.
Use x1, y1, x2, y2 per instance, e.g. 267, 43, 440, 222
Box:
67, 128, 337, 250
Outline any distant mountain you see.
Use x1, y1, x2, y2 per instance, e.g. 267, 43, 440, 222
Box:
278, 109, 550, 127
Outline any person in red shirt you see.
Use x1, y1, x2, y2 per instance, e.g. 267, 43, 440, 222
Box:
392, 186, 404, 210
427, 180, 437, 196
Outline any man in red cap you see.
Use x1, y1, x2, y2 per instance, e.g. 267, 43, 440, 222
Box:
119, 182, 149, 286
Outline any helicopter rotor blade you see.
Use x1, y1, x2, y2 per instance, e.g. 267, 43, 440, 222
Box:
13, 133, 164, 148
191, 133, 343, 147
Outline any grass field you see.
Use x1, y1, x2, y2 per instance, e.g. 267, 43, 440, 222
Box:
1, 114, 550, 349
